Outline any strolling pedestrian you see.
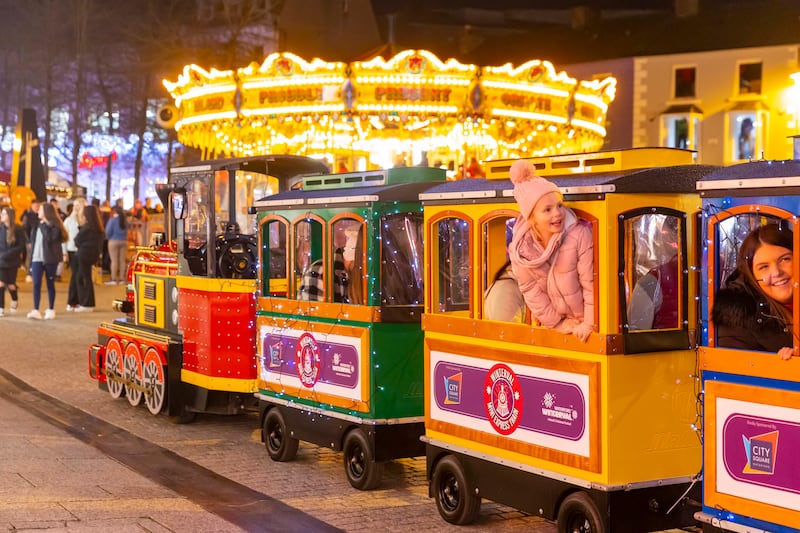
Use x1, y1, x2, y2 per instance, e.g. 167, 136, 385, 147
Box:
73, 205, 104, 312
0, 206, 26, 316
27, 203, 68, 320
63, 197, 87, 311
105, 205, 128, 285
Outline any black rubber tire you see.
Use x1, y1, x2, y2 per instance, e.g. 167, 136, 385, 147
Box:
263, 409, 299, 462
557, 491, 604, 533
431, 455, 481, 525
343, 429, 383, 490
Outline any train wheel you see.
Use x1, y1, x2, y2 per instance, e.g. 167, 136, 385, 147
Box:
431, 455, 481, 524
104, 338, 124, 399
557, 492, 603, 533
142, 348, 166, 415
263, 409, 298, 462
123, 343, 143, 406
343, 429, 383, 490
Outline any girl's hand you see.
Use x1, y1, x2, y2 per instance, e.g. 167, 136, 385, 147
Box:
571, 322, 593, 343
555, 318, 579, 334
777, 346, 795, 361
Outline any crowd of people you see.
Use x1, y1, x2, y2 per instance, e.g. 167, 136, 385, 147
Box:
0, 196, 161, 319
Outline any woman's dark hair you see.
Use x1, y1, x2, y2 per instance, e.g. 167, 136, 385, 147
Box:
40, 202, 69, 242
491, 259, 513, 284
113, 205, 127, 229
1, 206, 18, 245
83, 205, 104, 233
737, 222, 793, 325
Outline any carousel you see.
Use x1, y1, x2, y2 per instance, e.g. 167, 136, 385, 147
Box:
163, 50, 616, 173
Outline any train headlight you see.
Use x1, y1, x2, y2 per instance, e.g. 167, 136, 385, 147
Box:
171, 286, 179, 303
171, 308, 179, 326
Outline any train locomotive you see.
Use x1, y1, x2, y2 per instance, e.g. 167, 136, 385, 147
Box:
88, 155, 329, 421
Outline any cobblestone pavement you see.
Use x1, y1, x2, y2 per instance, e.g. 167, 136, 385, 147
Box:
0, 275, 556, 532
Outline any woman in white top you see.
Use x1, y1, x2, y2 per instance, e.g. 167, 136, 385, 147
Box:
63, 198, 87, 311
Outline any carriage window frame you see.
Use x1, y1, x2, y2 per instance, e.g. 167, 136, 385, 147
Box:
708, 207, 798, 350
431, 213, 472, 316
260, 216, 289, 298
618, 208, 689, 354
380, 212, 425, 313
480, 211, 521, 323
330, 214, 366, 305
293, 215, 326, 301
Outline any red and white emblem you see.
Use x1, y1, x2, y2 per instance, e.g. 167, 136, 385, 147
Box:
296, 332, 321, 388
484, 363, 523, 435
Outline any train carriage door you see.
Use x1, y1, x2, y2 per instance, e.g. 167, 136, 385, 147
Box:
331, 216, 366, 304
295, 216, 325, 301
481, 212, 525, 323
707, 208, 794, 349
620, 208, 690, 353
431, 214, 472, 317
261, 217, 289, 297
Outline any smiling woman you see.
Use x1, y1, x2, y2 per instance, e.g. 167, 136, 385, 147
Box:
712, 222, 795, 360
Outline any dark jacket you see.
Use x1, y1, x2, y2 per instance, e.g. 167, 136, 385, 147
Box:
74, 225, 104, 264
0, 225, 26, 269
29, 221, 65, 265
711, 271, 792, 352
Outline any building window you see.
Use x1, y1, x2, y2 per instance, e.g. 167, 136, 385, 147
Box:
738, 62, 762, 95
659, 106, 702, 155
727, 110, 766, 162
674, 67, 696, 99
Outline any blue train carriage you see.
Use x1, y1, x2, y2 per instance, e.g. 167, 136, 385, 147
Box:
421, 148, 717, 532
253, 166, 446, 490
88, 155, 328, 421
696, 158, 800, 533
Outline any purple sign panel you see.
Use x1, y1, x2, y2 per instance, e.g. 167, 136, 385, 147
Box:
433, 360, 586, 440
722, 413, 800, 494
262, 331, 359, 389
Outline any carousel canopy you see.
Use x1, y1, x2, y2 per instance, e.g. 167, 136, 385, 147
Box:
163, 50, 616, 167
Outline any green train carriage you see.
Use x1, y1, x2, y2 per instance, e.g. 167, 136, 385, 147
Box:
253, 166, 445, 490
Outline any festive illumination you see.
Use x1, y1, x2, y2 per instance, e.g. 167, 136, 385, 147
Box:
164, 51, 616, 165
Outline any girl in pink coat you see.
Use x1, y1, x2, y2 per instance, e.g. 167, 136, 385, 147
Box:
508, 160, 594, 342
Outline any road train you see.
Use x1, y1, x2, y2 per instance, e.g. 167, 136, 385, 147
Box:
87, 147, 800, 532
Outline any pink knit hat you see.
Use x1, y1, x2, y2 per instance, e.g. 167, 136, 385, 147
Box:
509, 159, 560, 218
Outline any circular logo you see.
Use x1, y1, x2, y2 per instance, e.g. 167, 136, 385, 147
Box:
483, 363, 523, 435
296, 332, 321, 388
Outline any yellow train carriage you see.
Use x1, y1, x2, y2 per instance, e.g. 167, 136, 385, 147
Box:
422, 148, 716, 532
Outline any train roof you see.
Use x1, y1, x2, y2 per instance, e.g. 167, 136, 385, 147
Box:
697, 159, 800, 196
169, 154, 330, 180
253, 168, 446, 209
420, 164, 717, 202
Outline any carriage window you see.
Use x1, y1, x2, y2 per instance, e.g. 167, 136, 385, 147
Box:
262, 219, 288, 298
625, 213, 682, 331
716, 213, 782, 288
332, 218, 365, 304
434, 217, 471, 313
381, 213, 424, 307
482, 215, 523, 323
295, 218, 324, 301
234, 170, 278, 234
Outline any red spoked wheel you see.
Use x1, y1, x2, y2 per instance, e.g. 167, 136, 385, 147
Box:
123, 342, 143, 406
142, 347, 166, 415
104, 338, 125, 399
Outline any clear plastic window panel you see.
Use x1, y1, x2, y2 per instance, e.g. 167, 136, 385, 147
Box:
436, 217, 470, 313
234, 170, 278, 235
185, 179, 209, 250
381, 213, 424, 307
716, 213, 781, 289
332, 218, 364, 304
295, 219, 323, 301
625, 213, 682, 331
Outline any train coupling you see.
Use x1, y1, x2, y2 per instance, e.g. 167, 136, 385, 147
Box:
88, 344, 106, 382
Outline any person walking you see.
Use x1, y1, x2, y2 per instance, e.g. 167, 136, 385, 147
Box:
105, 205, 128, 285
20, 199, 41, 282
63, 197, 87, 311
0, 206, 26, 317
27, 202, 68, 320
73, 205, 104, 312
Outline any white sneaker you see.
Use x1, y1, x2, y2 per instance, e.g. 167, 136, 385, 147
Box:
9, 301, 17, 314
27, 309, 42, 320
104, 280, 117, 285
44, 309, 55, 320
74, 306, 94, 313
0, 308, 4, 317
66, 304, 77, 312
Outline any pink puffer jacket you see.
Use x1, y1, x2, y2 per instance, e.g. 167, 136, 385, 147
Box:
508, 208, 594, 329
